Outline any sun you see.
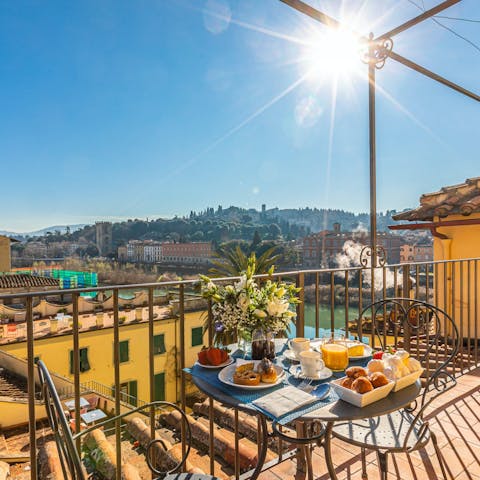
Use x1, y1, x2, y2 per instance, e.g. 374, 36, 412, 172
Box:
302, 28, 364, 82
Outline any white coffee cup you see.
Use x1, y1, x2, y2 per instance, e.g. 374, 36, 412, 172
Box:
299, 350, 325, 377
288, 338, 310, 358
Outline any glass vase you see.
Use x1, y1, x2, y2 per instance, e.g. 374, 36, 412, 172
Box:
251, 328, 275, 360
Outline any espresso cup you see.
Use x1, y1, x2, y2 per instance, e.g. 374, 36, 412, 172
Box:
299, 350, 325, 377
288, 338, 310, 358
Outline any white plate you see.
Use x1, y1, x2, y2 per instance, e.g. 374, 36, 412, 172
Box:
218, 361, 285, 390
331, 377, 394, 407
283, 349, 300, 362
194, 357, 234, 369
289, 364, 333, 381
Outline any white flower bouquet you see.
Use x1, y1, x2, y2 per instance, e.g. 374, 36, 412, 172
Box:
200, 257, 301, 345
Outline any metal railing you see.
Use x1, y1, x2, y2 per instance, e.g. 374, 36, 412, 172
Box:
0, 257, 479, 480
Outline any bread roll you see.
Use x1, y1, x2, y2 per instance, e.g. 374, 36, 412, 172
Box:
340, 377, 354, 389
345, 366, 368, 379
369, 372, 389, 388
352, 377, 374, 394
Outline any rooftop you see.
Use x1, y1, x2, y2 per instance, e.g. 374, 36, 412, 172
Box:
0, 274, 59, 290
393, 177, 480, 222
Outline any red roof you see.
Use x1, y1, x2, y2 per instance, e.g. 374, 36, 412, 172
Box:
393, 177, 480, 222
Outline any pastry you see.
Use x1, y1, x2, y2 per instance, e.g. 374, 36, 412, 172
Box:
233, 370, 261, 386
352, 377, 374, 394
257, 358, 273, 373
235, 362, 255, 374
366, 359, 384, 374
369, 372, 389, 388
406, 357, 422, 373
340, 377, 354, 389
261, 369, 278, 383
347, 343, 365, 357
257, 358, 278, 383
345, 366, 368, 379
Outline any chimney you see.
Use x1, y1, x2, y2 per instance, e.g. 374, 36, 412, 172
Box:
333, 223, 341, 233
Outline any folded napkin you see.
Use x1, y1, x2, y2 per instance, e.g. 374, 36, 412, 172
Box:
252, 386, 317, 419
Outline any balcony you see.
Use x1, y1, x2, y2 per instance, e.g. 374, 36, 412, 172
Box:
0, 257, 479, 479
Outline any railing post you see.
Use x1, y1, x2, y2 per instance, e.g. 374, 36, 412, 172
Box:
113, 289, 121, 480
179, 284, 187, 466
148, 287, 155, 479
296, 272, 305, 337
72, 292, 81, 451
26, 297, 37, 480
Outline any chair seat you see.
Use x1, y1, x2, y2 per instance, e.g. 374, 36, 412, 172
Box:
161, 474, 220, 480
332, 409, 430, 452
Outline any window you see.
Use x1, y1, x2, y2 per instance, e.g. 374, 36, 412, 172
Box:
154, 373, 165, 401
153, 334, 166, 355
69, 348, 91, 374
119, 340, 129, 363
115, 380, 138, 407
191, 327, 204, 347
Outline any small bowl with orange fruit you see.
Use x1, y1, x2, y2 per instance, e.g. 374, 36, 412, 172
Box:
195, 346, 234, 369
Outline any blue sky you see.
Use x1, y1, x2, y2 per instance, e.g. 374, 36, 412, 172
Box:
1, 0, 479, 231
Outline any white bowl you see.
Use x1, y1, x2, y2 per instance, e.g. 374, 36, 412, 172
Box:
331, 377, 395, 408
392, 368, 424, 392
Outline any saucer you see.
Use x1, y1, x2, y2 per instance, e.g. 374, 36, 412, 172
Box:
289, 364, 333, 381
283, 349, 300, 362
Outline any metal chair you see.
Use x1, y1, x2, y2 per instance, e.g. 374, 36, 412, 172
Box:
332, 298, 459, 480
37, 360, 219, 479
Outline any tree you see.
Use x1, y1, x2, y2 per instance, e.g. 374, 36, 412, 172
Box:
251, 230, 262, 249
209, 245, 280, 277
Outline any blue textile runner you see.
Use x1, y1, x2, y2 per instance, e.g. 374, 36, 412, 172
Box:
185, 340, 370, 425
185, 350, 349, 425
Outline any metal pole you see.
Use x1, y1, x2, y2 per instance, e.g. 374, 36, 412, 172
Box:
368, 34, 377, 269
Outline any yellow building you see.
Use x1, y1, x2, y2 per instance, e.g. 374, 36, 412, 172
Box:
392, 177, 480, 336
0, 309, 207, 409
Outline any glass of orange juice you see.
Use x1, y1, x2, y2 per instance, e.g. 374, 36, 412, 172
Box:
321, 339, 348, 371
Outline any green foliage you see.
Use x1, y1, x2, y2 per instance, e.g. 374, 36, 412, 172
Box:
209, 245, 281, 277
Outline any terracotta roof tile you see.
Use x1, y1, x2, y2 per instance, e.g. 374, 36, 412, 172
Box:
0, 274, 59, 290
393, 177, 480, 222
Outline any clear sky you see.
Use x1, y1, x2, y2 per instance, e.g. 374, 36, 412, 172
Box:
1, 0, 479, 232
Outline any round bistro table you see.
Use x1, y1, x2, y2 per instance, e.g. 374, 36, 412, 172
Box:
191, 375, 420, 480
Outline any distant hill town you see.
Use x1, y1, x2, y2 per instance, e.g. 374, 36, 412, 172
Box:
8, 206, 403, 243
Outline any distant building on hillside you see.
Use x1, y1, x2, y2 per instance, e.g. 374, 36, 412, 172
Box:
302, 223, 403, 267
0, 236, 19, 272
160, 242, 213, 265
144, 243, 163, 263
400, 243, 433, 263
95, 222, 113, 256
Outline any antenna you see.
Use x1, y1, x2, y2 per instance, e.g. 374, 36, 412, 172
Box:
279, 0, 480, 268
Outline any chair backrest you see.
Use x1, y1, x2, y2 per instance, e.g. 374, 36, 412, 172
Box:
38, 360, 195, 479
357, 297, 460, 405
37, 360, 86, 479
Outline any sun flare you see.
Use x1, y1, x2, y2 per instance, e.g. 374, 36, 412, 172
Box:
303, 29, 364, 82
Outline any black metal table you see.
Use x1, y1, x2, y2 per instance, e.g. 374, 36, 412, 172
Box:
191, 375, 420, 480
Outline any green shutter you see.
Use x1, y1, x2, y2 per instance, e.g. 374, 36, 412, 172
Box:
191, 327, 203, 347
70, 349, 90, 373
154, 373, 165, 401
154, 334, 166, 355
129, 380, 138, 406
80, 348, 90, 372
119, 341, 129, 363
